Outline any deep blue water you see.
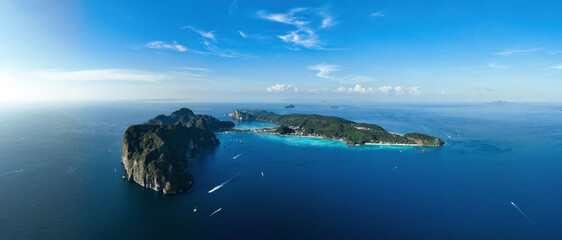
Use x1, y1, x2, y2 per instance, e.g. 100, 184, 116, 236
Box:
0, 102, 561, 239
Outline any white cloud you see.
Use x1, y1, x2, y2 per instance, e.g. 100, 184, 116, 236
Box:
488, 62, 510, 69
35, 69, 168, 82
331, 85, 422, 95
436, 90, 449, 95
493, 48, 541, 56
278, 29, 319, 49
335, 86, 347, 93
371, 11, 385, 17
146, 41, 188, 52
334, 84, 374, 94
146, 40, 243, 58
257, 8, 309, 26
551, 65, 562, 69
308, 64, 340, 78
183, 26, 216, 41
319, 12, 335, 29
267, 84, 299, 93
407, 87, 421, 96
176, 26, 247, 58
257, 7, 335, 49
200, 39, 244, 58
239, 31, 246, 38
378, 86, 392, 94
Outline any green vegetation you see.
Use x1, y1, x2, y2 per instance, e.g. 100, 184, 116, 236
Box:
229, 109, 445, 147
275, 125, 295, 134
122, 108, 232, 194
147, 108, 234, 131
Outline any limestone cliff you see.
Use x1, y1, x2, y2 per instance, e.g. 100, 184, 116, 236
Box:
122, 108, 232, 195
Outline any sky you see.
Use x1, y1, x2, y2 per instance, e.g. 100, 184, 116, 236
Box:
1, 0, 562, 103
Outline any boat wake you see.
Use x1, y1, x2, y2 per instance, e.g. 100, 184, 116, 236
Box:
208, 207, 222, 218
208, 169, 245, 194
510, 201, 546, 236
0, 169, 23, 176
232, 152, 244, 159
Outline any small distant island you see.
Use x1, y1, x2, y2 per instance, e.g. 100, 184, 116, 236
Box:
229, 110, 444, 147
122, 108, 234, 194
285, 104, 295, 109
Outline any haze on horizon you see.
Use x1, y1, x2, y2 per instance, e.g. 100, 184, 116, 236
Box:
1, 0, 561, 103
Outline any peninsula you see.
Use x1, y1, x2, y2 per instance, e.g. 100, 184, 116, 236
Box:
229, 110, 444, 147
122, 108, 234, 194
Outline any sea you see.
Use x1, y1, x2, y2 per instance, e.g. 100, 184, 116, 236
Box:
0, 102, 560, 240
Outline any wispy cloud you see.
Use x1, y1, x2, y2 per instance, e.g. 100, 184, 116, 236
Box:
493, 48, 541, 56
146, 41, 188, 52
229, 0, 238, 15
436, 90, 449, 95
319, 11, 335, 29
488, 62, 510, 69
267, 84, 299, 93
183, 26, 216, 41
309, 64, 340, 78
551, 65, 562, 69
257, 7, 335, 49
200, 39, 245, 58
148, 27, 247, 58
239, 31, 246, 38
35, 69, 168, 82
370, 11, 385, 17
177, 26, 248, 58
393, 86, 404, 95
278, 30, 319, 49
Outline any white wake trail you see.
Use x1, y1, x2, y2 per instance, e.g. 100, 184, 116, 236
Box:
0, 169, 23, 176
208, 169, 245, 194
208, 207, 222, 218
510, 201, 546, 237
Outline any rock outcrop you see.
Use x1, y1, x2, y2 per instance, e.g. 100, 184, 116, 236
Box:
122, 108, 233, 194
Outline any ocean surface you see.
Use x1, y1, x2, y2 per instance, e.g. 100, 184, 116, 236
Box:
0, 102, 561, 239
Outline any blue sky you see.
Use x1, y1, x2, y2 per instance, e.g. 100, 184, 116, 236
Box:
1, 0, 562, 102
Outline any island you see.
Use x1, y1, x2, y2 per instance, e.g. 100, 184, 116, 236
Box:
122, 108, 234, 194
285, 104, 295, 109
229, 109, 444, 147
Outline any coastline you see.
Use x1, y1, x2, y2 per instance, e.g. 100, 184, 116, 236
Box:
224, 128, 426, 147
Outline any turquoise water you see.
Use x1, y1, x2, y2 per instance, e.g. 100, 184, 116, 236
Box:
232, 120, 278, 130
0, 102, 561, 239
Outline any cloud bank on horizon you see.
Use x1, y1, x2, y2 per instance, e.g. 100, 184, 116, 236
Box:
1, 0, 562, 102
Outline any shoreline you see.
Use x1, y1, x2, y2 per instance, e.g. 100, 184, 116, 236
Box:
223, 128, 426, 147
